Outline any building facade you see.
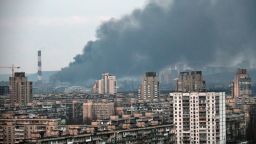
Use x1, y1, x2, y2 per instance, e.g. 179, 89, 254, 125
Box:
9, 72, 32, 107
0, 113, 59, 144
0, 86, 8, 96
92, 73, 117, 95
170, 92, 226, 144
83, 101, 115, 124
138, 72, 159, 101
176, 71, 206, 92
71, 100, 84, 124
231, 68, 252, 104
37, 124, 175, 144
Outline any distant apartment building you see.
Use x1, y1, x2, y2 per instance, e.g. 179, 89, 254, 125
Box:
0, 86, 8, 96
0, 81, 9, 96
72, 100, 84, 124
92, 80, 102, 94
9, 72, 32, 107
170, 92, 226, 144
83, 101, 115, 124
92, 73, 117, 95
0, 113, 59, 144
231, 68, 252, 103
64, 86, 86, 94
176, 71, 206, 92
228, 69, 256, 143
159, 69, 172, 84
138, 72, 159, 101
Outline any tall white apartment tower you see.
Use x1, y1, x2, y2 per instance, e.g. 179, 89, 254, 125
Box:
102, 73, 115, 94
92, 73, 117, 95
106, 74, 117, 95
170, 92, 226, 144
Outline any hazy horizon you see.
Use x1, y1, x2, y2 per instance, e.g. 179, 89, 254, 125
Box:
1, 0, 256, 84
0, 0, 146, 74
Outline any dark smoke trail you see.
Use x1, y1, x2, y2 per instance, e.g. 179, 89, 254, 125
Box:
52, 0, 256, 83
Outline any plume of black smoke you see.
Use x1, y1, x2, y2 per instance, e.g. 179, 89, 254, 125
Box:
52, 0, 256, 83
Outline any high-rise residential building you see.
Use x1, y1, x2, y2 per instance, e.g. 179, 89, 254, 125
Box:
102, 73, 116, 94
229, 68, 254, 142
92, 73, 117, 95
9, 72, 32, 107
138, 72, 159, 101
170, 92, 226, 144
92, 80, 102, 94
176, 71, 206, 92
231, 68, 252, 100
83, 101, 115, 124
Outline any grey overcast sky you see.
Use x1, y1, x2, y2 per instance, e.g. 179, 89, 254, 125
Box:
0, 0, 146, 74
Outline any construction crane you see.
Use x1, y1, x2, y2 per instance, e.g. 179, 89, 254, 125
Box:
0, 64, 20, 77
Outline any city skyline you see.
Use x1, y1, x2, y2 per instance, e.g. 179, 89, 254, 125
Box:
0, 0, 255, 82
0, 68, 255, 143
0, 1, 256, 143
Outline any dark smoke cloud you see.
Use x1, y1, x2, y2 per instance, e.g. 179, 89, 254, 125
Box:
52, 0, 256, 83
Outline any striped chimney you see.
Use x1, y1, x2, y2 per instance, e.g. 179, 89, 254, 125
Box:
38, 50, 42, 81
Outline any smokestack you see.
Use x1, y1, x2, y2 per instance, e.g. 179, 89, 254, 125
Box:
38, 50, 42, 81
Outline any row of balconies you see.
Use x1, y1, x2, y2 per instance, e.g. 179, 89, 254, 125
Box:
35, 124, 174, 143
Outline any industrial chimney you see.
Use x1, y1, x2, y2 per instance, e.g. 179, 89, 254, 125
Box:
38, 50, 42, 81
